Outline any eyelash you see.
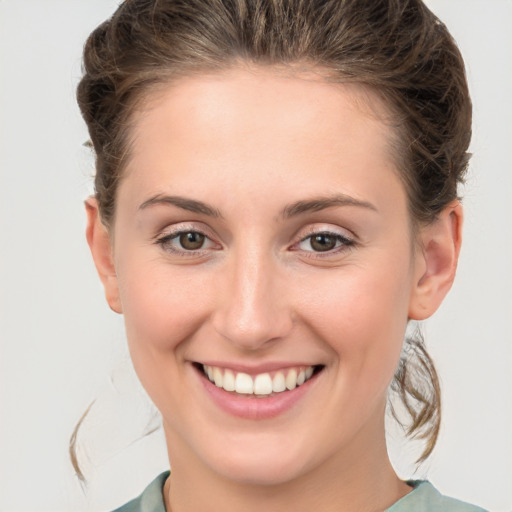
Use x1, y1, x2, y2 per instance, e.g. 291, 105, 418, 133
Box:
154, 226, 356, 258
294, 230, 356, 258
155, 226, 218, 256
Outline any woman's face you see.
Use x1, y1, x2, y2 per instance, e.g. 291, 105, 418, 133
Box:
100, 68, 429, 484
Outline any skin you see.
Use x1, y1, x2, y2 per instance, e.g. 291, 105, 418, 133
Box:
86, 66, 462, 512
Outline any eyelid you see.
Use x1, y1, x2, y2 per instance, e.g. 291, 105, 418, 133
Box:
290, 224, 357, 256
155, 221, 212, 239
154, 222, 221, 254
295, 224, 356, 243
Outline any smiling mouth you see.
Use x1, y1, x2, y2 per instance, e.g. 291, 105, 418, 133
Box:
196, 363, 324, 397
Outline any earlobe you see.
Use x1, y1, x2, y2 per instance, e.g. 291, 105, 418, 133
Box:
408, 201, 463, 320
85, 197, 123, 314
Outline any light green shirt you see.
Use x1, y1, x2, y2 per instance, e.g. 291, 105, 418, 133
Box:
111, 472, 488, 512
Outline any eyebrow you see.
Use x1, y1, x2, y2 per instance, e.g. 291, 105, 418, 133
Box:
138, 194, 223, 218
138, 193, 377, 219
281, 194, 377, 218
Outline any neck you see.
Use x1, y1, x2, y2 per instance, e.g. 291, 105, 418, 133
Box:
162, 414, 411, 512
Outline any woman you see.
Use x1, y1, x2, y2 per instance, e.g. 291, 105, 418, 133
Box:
77, 0, 485, 510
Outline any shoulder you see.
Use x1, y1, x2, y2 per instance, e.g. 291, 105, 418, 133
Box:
387, 481, 488, 512
110, 471, 169, 512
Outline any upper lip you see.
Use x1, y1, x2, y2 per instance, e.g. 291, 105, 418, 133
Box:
194, 361, 321, 375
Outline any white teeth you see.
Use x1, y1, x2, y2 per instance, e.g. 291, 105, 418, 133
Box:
223, 369, 235, 392
254, 373, 273, 395
213, 367, 223, 387
272, 372, 286, 392
285, 368, 297, 390
235, 372, 254, 394
203, 364, 317, 395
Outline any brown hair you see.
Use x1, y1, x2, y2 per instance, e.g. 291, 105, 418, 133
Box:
75, 0, 471, 473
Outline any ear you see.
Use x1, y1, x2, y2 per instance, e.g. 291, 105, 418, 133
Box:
408, 201, 463, 320
85, 197, 122, 313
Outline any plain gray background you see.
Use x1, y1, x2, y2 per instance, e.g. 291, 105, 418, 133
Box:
1, 1, 511, 511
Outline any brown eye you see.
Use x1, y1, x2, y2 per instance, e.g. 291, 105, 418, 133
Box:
179, 232, 205, 250
310, 233, 337, 252
297, 231, 355, 255
156, 228, 219, 256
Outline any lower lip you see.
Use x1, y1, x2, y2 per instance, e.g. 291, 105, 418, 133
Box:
196, 367, 320, 420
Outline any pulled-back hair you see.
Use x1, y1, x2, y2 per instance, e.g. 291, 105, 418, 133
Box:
75, 0, 471, 472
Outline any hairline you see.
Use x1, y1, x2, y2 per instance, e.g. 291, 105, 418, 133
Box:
100, 61, 424, 244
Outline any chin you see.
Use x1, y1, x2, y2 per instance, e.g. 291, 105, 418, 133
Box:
199, 435, 315, 486
212, 458, 308, 487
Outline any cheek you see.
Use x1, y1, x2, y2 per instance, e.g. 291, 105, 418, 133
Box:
117, 255, 213, 357
299, 258, 412, 380
114, 257, 218, 418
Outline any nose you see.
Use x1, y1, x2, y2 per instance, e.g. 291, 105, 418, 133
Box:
211, 247, 293, 351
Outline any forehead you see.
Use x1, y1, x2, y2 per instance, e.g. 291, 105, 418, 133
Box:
132, 65, 393, 145
121, 66, 403, 213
